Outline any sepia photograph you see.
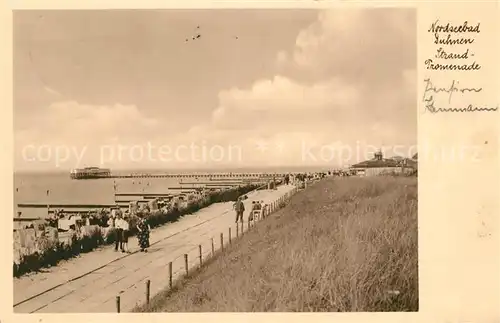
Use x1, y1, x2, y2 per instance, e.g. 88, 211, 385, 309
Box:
13, 8, 418, 313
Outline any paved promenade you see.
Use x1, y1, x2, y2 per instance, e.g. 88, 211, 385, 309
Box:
14, 185, 296, 313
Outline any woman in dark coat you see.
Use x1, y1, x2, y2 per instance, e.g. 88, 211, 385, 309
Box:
136, 216, 151, 252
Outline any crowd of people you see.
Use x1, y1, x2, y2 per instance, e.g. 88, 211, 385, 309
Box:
38, 190, 215, 253
233, 197, 268, 223
106, 208, 151, 253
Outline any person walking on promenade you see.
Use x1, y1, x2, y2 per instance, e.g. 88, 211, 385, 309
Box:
114, 211, 124, 252
119, 213, 130, 253
137, 215, 151, 253
234, 196, 245, 223
284, 173, 290, 185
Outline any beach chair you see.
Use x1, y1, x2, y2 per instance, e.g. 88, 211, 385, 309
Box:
252, 209, 265, 221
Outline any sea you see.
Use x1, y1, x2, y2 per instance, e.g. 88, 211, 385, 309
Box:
14, 166, 329, 219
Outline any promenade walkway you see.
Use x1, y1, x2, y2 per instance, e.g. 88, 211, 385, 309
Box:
14, 184, 296, 313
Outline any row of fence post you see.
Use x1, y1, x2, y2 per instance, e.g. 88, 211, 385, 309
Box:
115, 186, 301, 313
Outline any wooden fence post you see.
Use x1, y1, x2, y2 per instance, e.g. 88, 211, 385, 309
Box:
220, 232, 224, 251
116, 295, 120, 313
145, 279, 150, 305
184, 254, 188, 276
229, 227, 232, 243
198, 244, 202, 267
168, 261, 173, 289
211, 237, 215, 255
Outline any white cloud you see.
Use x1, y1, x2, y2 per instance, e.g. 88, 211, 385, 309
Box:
16, 9, 416, 170
290, 9, 415, 82
32, 101, 158, 143
212, 75, 360, 132
15, 101, 161, 170
193, 8, 417, 166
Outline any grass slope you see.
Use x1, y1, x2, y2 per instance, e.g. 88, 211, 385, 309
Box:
139, 176, 418, 312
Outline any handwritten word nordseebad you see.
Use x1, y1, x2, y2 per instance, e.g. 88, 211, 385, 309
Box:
428, 20, 481, 34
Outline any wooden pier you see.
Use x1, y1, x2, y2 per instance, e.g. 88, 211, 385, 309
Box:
104, 173, 286, 179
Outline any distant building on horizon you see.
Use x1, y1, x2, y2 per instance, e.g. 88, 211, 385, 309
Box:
350, 150, 417, 176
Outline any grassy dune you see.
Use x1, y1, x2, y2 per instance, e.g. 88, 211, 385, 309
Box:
140, 176, 418, 312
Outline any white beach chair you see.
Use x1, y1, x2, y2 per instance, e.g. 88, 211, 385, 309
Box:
252, 209, 264, 221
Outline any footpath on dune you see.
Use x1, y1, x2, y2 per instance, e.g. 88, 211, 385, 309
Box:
14, 184, 296, 313
138, 176, 418, 312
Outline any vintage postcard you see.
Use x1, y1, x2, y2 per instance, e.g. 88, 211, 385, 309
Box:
0, 1, 498, 323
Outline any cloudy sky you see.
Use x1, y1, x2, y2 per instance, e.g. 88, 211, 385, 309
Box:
14, 9, 416, 171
